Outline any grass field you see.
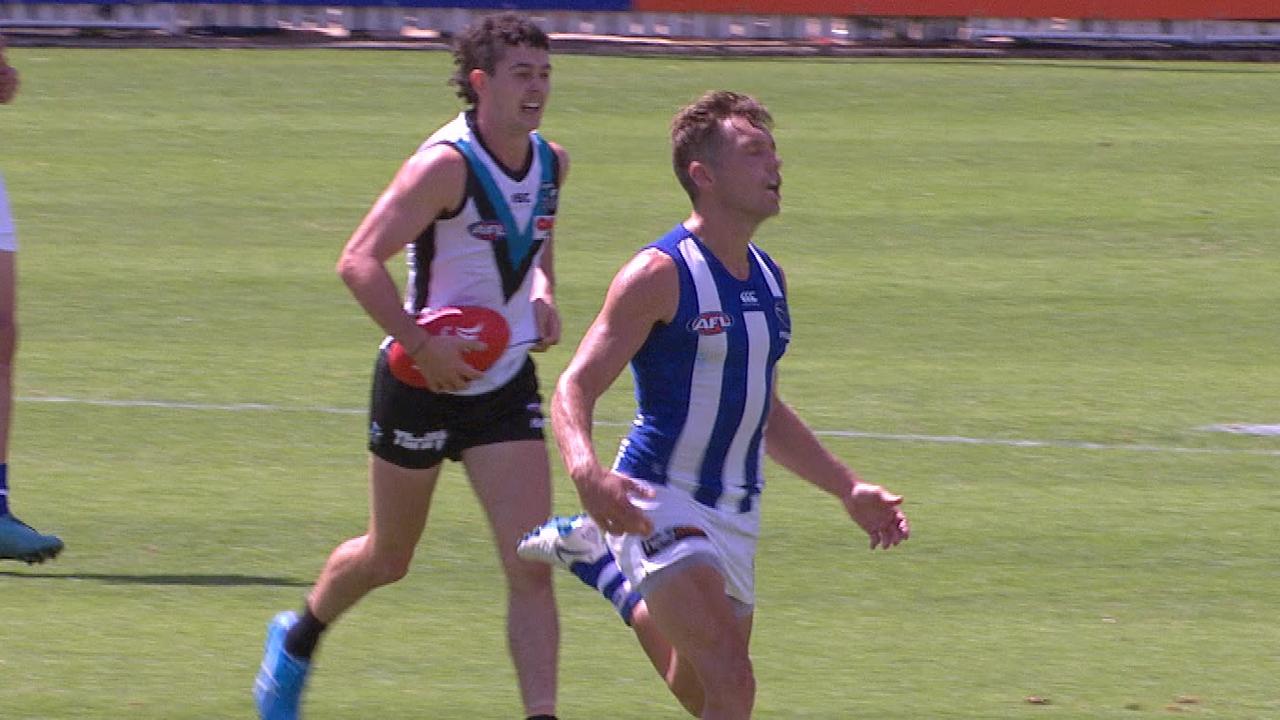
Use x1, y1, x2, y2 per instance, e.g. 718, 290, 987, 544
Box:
2, 48, 1278, 718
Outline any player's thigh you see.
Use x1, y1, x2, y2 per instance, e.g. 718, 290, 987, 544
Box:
642, 561, 750, 671
462, 439, 552, 559
659, 605, 754, 704
366, 454, 442, 557
0, 252, 15, 359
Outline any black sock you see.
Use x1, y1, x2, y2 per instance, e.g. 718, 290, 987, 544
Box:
283, 606, 327, 660
526, 715, 557, 720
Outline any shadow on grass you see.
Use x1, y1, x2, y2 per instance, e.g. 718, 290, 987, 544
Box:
0, 571, 309, 587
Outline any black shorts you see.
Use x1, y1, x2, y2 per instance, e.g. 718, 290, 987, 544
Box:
367, 351, 545, 470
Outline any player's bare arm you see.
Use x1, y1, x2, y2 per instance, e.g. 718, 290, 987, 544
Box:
551, 248, 676, 535
765, 379, 910, 550
530, 142, 569, 352
0, 36, 19, 105
336, 145, 484, 392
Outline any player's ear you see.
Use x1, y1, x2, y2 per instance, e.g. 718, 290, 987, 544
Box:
469, 68, 489, 96
689, 160, 714, 192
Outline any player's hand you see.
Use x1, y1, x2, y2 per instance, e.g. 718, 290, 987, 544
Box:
842, 482, 910, 550
575, 467, 654, 536
0, 63, 18, 105
530, 297, 560, 352
412, 333, 485, 393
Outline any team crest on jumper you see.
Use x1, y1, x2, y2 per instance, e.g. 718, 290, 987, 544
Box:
774, 299, 792, 339
539, 181, 559, 214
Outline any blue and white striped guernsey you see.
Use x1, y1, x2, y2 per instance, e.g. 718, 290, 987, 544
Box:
613, 223, 791, 514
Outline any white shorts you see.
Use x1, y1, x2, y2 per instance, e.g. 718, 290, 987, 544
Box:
606, 481, 761, 607
0, 174, 15, 252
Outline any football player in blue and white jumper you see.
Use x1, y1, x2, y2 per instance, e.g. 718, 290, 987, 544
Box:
519, 91, 911, 719
257, 13, 566, 720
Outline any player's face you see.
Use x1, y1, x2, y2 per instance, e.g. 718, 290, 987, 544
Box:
481, 44, 551, 133
710, 116, 782, 220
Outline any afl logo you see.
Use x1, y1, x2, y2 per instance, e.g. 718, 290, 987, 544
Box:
688, 311, 733, 335
468, 221, 506, 243
535, 216, 555, 232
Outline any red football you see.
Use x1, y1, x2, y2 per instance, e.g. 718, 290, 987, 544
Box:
387, 306, 511, 388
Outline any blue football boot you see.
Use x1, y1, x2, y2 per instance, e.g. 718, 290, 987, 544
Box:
0, 513, 64, 564
254, 611, 311, 720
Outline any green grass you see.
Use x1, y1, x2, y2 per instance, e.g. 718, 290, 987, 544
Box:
2, 49, 1279, 718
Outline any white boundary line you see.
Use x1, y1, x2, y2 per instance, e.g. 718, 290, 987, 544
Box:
813, 429, 1280, 457
20, 395, 364, 415
17, 395, 1280, 458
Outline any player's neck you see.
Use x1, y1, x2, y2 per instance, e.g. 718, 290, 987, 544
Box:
684, 211, 757, 280
473, 111, 531, 172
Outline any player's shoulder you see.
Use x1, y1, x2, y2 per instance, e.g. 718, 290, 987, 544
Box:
401, 142, 468, 187
543, 139, 570, 183
545, 139, 568, 162
610, 247, 679, 317
601, 248, 678, 324
623, 247, 678, 283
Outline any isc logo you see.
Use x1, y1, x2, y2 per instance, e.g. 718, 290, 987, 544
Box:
688, 311, 733, 335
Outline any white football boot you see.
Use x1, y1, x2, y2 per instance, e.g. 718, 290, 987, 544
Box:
516, 514, 608, 570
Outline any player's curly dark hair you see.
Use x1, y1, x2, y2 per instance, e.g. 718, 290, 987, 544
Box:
670, 90, 774, 202
449, 13, 550, 107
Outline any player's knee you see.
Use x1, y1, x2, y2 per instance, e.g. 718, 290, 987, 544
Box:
698, 652, 754, 711
723, 656, 755, 696
733, 661, 757, 700
506, 555, 553, 593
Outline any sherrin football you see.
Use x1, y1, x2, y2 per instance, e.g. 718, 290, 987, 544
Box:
387, 306, 511, 388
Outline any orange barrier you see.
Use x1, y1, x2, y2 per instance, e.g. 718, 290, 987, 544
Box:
631, 1, 1280, 21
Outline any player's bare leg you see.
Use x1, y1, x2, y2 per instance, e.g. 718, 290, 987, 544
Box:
465, 439, 559, 717
519, 514, 749, 717
308, 457, 442, 620
641, 563, 755, 720
256, 457, 441, 720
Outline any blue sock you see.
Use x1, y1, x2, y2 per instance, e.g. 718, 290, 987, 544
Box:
0, 463, 9, 515
570, 552, 643, 626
